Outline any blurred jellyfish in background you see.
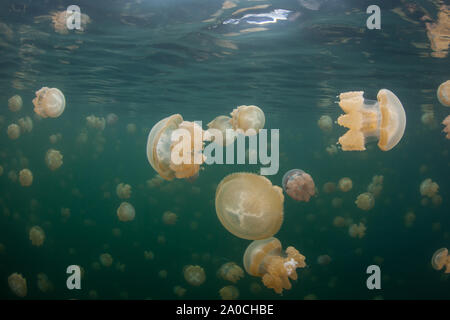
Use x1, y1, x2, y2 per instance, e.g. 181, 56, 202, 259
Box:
348, 223, 366, 239
326, 144, 338, 156
230, 105, 265, 135
146, 114, 208, 181
420, 178, 439, 198
173, 285, 186, 297
86, 115, 106, 131
117, 202, 135, 222
215, 172, 284, 240
338, 177, 352, 192
282, 169, 315, 202
367, 175, 383, 197
219, 285, 239, 300
159, 270, 168, 279
336, 89, 406, 151
317, 115, 332, 132
217, 262, 244, 283
19, 169, 33, 187
442, 115, 450, 139
183, 265, 206, 286
317, 254, 332, 266
8, 170, 18, 183
437, 80, 450, 106
404, 211, 416, 228
32, 87, 66, 118
18, 117, 33, 133
162, 211, 178, 225
99, 253, 113, 267
207, 115, 236, 146
323, 181, 336, 194
144, 250, 154, 260
45, 149, 63, 171
431, 248, 450, 273
355, 192, 375, 211
243, 237, 306, 294
37, 273, 54, 293
7, 123, 20, 140
8, 273, 27, 297
127, 123, 137, 134
49, 133, 62, 144
106, 113, 119, 125
29, 226, 45, 246
116, 183, 132, 199
8, 95, 22, 112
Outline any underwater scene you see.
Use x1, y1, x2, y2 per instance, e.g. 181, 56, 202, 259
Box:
0, 0, 449, 300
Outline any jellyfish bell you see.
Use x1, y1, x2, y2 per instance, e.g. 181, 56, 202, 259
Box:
207, 115, 236, 146
217, 262, 244, 283
219, 285, 239, 300
431, 248, 450, 273
338, 177, 353, 192
318, 115, 332, 132
243, 237, 306, 294
230, 105, 265, 135
8, 95, 23, 112
355, 192, 375, 211
29, 226, 45, 246
106, 113, 119, 125
8, 273, 27, 297
437, 80, 450, 107
32, 87, 66, 118
7, 123, 21, 140
19, 169, 33, 187
183, 265, 206, 286
442, 115, 450, 139
215, 172, 284, 240
117, 202, 135, 222
45, 149, 63, 171
282, 169, 315, 202
337, 89, 406, 151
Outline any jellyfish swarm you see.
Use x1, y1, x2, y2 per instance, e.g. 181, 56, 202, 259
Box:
8, 273, 27, 297
183, 265, 206, 286
282, 169, 315, 202
215, 173, 284, 240
217, 262, 244, 283
442, 115, 450, 139
243, 237, 306, 294
431, 248, 450, 273
437, 81, 450, 106
337, 89, 406, 151
146, 114, 208, 181
230, 105, 265, 135
32, 87, 66, 118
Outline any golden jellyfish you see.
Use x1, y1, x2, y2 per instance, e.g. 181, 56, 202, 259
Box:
215, 173, 284, 240
29, 226, 45, 246
162, 211, 178, 225
282, 169, 315, 202
367, 175, 384, 197
230, 105, 265, 135
116, 183, 132, 199
106, 113, 118, 125
183, 265, 206, 286
32, 87, 66, 118
8, 95, 22, 112
37, 273, 53, 293
437, 80, 450, 106
420, 178, 439, 198
333, 216, 346, 228
8, 273, 27, 297
174, 286, 187, 297
326, 144, 338, 155
146, 114, 208, 181
127, 123, 137, 134
0, 165, 3, 176
159, 270, 168, 279
355, 192, 375, 211
207, 115, 236, 146
86, 115, 105, 130
421, 112, 435, 128
7, 123, 21, 140
317, 115, 333, 132
45, 149, 63, 171
323, 182, 336, 194
217, 262, 244, 283
219, 285, 239, 300
404, 211, 416, 228
144, 250, 154, 260
317, 254, 332, 266
117, 202, 135, 222
19, 169, 33, 187
338, 177, 353, 192
99, 253, 113, 267
348, 222, 367, 239
8, 170, 17, 182
18, 117, 33, 133
243, 237, 306, 294
431, 248, 450, 273
442, 115, 450, 139
337, 89, 406, 151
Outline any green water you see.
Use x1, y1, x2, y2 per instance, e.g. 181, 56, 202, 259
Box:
0, 0, 449, 300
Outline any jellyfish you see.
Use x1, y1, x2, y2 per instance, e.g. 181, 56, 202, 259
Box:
421, 112, 435, 128
282, 169, 315, 202
174, 286, 187, 297
437, 80, 450, 106
99, 253, 113, 267
49, 10, 91, 34
336, 89, 406, 151
159, 270, 168, 279
431, 248, 450, 273
86, 115, 105, 130
318, 115, 332, 132
317, 254, 332, 266
219, 285, 239, 300
243, 237, 306, 294
230, 105, 265, 135
217, 262, 244, 283
215, 172, 284, 240
45, 149, 63, 171
348, 223, 366, 238
106, 113, 119, 125
162, 211, 178, 225
18, 117, 33, 133
183, 265, 206, 286
146, 114, 208, 181
326, 144, 338, 155
127, 123, 137, 134
32, 87, 66, 118
404, 211, 416, 228
19, 169, 33, 187
442, 115, 450, 139
8, 95, 23, 112
420, 178, 439, 198
8, 170, 17, 182
29, 226, 45, 246
355, 192, 375, 211
367, 175, 384, 197
144, 250, 154, 260
117, 202, 135, 222
116, 183, 132, 199
0, 165, 3, 176
7, 123, 21, 140
0, 243, 5, 254
37, 273, 53, 293
323, 182, 336, 194
207, 115, 236, 146
338, 177, 353, 192
8, 273, 27, 297
333, 216, 346, 228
